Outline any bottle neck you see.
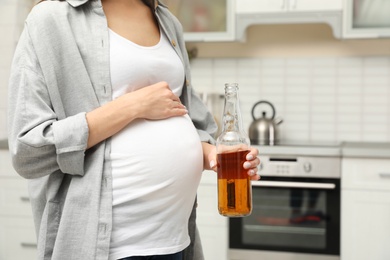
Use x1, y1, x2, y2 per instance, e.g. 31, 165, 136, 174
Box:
222, 85, 243, 133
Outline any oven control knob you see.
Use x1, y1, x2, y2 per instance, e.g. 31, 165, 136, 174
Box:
303, 162, 312, 173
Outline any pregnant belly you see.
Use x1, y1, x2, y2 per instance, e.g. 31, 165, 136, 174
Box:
110, 115, 203, 207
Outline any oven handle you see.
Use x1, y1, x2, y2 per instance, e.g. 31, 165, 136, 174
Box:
252, 180, 336, 189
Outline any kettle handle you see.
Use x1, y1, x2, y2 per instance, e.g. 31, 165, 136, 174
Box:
251, 100, 276, 120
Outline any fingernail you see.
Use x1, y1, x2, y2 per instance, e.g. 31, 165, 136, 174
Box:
247, 154, 254, 160
249, 170, 255, 176
210, 160, 216, 168
243, 162, 251, 169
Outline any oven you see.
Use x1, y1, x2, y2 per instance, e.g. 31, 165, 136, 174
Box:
229, 148, 341, 260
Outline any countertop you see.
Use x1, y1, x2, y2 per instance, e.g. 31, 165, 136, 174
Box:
341, 142, 390, 159
254, 141, 390, 159
1, 138, 389, 158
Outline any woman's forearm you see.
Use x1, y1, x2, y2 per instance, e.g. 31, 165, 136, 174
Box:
86, 94, 139, 149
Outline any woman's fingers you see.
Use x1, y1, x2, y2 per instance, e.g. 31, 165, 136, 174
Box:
244, 147, 260, 180
132, 81, 188, 119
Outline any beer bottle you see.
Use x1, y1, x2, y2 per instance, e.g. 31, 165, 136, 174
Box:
216, 83, 252, 217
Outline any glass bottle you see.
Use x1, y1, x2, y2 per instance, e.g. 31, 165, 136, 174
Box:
216, 83, 252, 217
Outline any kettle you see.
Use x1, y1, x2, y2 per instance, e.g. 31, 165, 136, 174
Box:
248, 100, 283, 145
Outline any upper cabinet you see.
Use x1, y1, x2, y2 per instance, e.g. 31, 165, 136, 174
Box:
343, 0, 390, 38
236, 0, 342, 13
236, 0, 343, 40
162, 0, 390, 42
162, 0, 235, 42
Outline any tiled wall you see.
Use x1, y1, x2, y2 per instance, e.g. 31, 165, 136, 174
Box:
190, 57, 390, 143
0, 0, 34, 139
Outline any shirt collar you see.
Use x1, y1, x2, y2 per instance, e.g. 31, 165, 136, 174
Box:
65, 0, 162, 10
65, 0, 89, 8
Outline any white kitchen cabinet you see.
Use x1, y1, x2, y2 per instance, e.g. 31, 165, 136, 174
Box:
341, 158, 390, 260
162, 0, 235, 42
236, 0, 343, 40
289, 0, 342, 11
0, 148, 17, 178
197, 171, 229, 260
236, 0, 286, 14
236, 0, 342, 14
0, 217, 37, 260
343, 0, 390, 38
0, 149, 37, 260
342, 190, 390, 260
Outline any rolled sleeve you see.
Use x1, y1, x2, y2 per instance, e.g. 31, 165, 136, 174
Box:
52, 112, 89, 175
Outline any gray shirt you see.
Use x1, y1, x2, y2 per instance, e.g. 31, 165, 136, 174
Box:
7, 0, 217, 259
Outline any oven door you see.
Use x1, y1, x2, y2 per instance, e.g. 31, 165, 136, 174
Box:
230, 176, 340, 257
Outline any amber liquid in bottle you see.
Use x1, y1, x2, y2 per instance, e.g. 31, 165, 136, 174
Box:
217, 150, 252, 217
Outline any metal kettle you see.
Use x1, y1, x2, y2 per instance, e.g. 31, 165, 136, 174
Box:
248, 100, 283, 145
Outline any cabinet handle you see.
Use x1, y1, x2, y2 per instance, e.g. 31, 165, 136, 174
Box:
252, 180, 336, 190
20, 196, 30, 202
21, 242, 37, 248
281, 0, 287, 9
379, 172, 390, 178
290, 0, 297, 9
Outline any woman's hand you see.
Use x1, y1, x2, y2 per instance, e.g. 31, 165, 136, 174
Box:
131, 81, 187, 120
202, 143, 261, 180
86, 81, 186, 148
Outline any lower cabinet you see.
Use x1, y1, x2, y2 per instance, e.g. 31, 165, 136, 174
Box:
197, 171, 229, 260
0, 217, 37, 260
341, 158, 390, 260
0, 149, 37, 260
342, 190, 390, 260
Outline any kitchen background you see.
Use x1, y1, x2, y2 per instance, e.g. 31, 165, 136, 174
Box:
187, 25, 390, 143
1, 1, 390, 144
1, 1, 390, 260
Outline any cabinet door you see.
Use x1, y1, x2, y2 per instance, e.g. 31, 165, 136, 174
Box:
237, 0, 342, 13
341, 190, 390, 260
352, 0, 390, 28
0, 150, 18, 177
162, 0, 235, 41
342, 158, 390, 191
236, 0, 285, 14
197, 172, 228, 260
343, 0, 390, 38
290, 0, 342, 11
0, 178, 32, 218
0, 217, 37, 260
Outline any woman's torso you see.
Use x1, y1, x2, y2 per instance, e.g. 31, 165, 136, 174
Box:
107, 23, 203, 259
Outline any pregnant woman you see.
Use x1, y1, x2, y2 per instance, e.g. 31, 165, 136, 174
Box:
7, 0, 260, 260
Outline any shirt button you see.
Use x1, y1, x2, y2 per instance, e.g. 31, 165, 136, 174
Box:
186, 80, 190, 86
171, 39, 176, 47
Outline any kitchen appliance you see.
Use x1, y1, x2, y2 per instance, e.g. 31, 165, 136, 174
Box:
229, 142, 341, 260
248, 100, 283, 146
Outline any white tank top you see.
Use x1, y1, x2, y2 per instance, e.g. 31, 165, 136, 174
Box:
107, 29, 203, 260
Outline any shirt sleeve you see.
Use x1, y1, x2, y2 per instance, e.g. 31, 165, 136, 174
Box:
183, 85, 218, 145
8, 25, 89, 179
